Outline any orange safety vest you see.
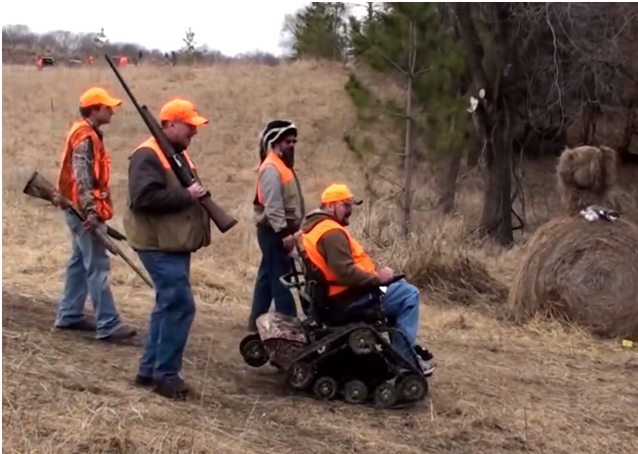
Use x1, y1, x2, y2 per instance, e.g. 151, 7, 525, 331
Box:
302, 218, 377, 296
255, 151, 294, 204
56, 119, 113, 221
134, 137, 196, 171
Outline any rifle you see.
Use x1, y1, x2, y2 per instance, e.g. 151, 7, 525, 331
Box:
103, 54, 239, 234
23, 171, 155, 289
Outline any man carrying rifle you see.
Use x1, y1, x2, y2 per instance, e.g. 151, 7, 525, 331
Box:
248, 120, 305, 332
124, 98, 210, 399
54, 87, 137, 342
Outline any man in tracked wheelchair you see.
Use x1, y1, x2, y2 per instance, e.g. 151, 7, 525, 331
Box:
298, 183, 436, 376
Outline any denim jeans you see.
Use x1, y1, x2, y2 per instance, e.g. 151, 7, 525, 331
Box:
249, 225, 297, 321
55, 211, 121, 338
383, 279, 420, 363
136, 251, 196, 381
351, 278, 420, 366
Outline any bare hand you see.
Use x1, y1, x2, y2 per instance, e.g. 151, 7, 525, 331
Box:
52, 192, 70, 209
377, 267, 395, 285
187, 183, 206, 201
83, 213, 100, 232
282, 234, 296, 252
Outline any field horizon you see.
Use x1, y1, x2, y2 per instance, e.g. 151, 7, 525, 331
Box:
2, 61, 637, 454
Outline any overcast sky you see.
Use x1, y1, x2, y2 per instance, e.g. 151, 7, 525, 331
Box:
2, 0, 312, 55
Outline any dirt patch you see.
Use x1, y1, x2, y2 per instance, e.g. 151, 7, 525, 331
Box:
3, 289, 637, 454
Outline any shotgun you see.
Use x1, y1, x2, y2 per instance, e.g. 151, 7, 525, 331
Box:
104, 54, 239, 234
23, 171, 154, 289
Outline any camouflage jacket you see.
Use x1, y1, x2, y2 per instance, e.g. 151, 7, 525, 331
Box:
72, 135, 98, 216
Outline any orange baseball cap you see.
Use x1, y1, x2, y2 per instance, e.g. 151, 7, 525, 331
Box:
79, 87, 122, 108
159, 99, 208, 127
321, 184, 363, 205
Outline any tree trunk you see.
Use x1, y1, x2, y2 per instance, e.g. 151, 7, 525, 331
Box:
436, 152, 462, 214
402, 73, 413, 237
465, 142, 481, 168
401, 18, 417, 237
452, 2, 515, 246
479, 109, 514, 246
618, 106, 636, 163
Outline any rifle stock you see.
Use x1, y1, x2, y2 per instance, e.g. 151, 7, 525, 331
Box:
23, 171, 154, 289
23, 171, 127, 241
104, 55, 238, 234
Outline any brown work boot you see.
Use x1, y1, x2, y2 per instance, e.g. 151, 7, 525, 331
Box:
55, 315, 97, 332
246, 318, 258, 333
153, 376, 190, 400
134, 374, 154, 387
100, 324, 137, 342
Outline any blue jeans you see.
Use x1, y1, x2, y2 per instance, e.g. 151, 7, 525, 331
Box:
55, 211, 121, 338
136, 251, 196, 381
351, 279, 420, 366
249, 225, 297, 320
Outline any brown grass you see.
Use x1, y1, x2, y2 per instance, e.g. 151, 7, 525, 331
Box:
3, 63, 638, 454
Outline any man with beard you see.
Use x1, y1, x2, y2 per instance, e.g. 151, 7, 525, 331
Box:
248, 120, 306, 332
299, 183, 436, 376
123, 98, 210, 399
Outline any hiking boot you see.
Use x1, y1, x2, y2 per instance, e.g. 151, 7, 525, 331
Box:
55, 315, 97, 332
418, 357, 437, 377
246, 318, 258, 333
153, 376, 190, 400
134, 374, 155, 387
100, 324, 137, 342
415, 345, 436, 377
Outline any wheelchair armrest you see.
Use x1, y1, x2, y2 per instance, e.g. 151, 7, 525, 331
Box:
278, 270, 305, 290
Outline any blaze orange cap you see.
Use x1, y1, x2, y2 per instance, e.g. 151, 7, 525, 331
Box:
159, 99, 208, 126
321, 184, 363, 205
79, 87, 122, 108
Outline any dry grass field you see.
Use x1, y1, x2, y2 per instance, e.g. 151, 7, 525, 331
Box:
2, 61, 638, 454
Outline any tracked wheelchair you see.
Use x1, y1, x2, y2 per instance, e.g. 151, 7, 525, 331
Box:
239, 238, 432, 409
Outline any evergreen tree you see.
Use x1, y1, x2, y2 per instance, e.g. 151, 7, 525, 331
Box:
346, 2, 468, 234
289, 2, 349, 60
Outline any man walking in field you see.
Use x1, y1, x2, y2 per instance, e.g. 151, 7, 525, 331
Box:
55, 87, 137, 342
124, 99, 210, 399
247, 120, 305, 332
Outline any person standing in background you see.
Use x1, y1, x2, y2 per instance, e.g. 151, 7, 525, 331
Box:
248, 120, 305, 332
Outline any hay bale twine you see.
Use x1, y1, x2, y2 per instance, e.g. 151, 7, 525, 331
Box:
508, 145, 638, 339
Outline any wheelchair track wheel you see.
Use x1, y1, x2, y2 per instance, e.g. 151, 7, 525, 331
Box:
287, 361, 315, 390
240, 335, 268, 368
343, 379, 369, 405
373, 382, 398, 409
397, 374, 428, 402
348, 328, 376, 355
313, 376, 339, 401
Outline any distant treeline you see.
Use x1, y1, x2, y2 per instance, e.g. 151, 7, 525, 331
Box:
2, 24, 283, 66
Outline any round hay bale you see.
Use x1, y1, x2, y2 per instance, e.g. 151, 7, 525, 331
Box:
508, 215, 638, 339
508, 145, 638, 339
